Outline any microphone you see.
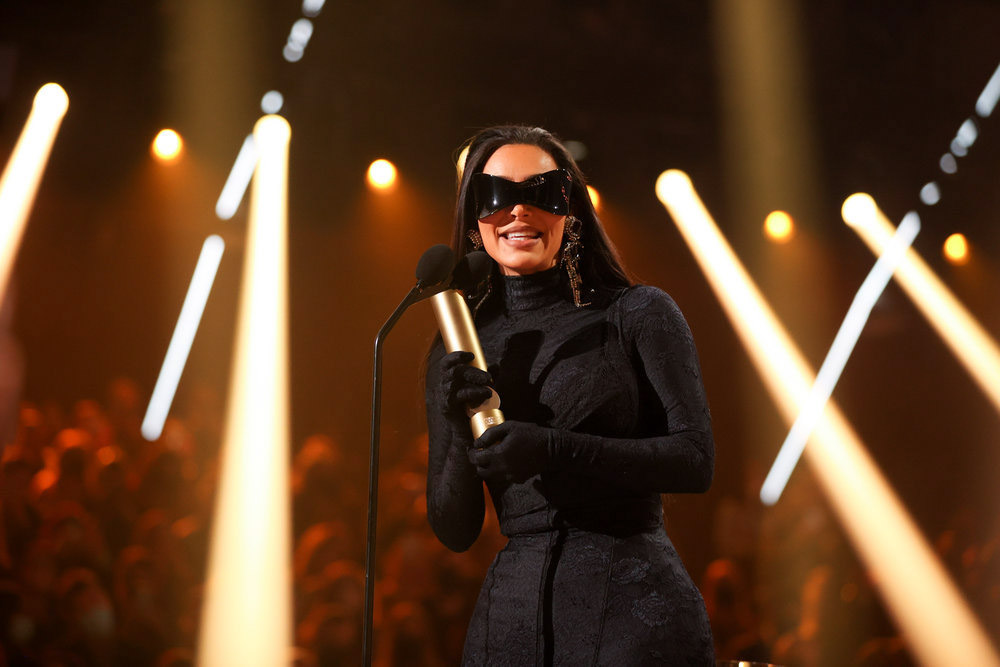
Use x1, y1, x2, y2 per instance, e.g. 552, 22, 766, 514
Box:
415, 243, 455, 290
429, 251, 504, 438
451, 249, 492, 292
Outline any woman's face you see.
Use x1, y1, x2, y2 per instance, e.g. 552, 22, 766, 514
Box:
477, 144, 566, 276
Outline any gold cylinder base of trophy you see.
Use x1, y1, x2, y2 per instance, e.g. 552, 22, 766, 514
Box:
431, 289, 505, 436
431, 289, 488, 370
471, 408, 504, 439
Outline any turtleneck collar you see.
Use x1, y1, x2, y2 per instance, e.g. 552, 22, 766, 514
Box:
499, 266, 567, 311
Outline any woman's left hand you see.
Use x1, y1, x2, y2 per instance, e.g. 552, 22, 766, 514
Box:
468, 420, 554, 483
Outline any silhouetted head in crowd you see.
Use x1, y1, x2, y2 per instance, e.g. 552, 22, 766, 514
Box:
56, 567, 116, 659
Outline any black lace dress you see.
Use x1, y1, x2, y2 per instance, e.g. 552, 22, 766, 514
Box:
425, 267, 715, 666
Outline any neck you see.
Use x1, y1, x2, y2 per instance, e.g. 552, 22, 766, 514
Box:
499, 266, 566, 311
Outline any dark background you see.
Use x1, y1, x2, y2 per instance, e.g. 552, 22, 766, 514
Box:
2, 0, 999, 655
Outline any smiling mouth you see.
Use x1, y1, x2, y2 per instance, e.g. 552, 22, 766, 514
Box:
500, 230, 542, 241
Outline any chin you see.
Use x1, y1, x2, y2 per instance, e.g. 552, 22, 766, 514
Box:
487, 244, 558, 275
500, 260, 554, 276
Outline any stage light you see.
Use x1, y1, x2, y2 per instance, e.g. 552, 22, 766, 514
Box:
141, 235, 225, 442
919, 181, 941, 206
198, 115, 292, 667
586, 185, 600, 210
282, 44, 304, 63
763, 210, 794, 243
216, 135, 256, 220
291, 18, 313, 45
367, 159, 397, 190
939, 153, 957, 174
843, 193, 1000, 414
841, 192, 876, 227
302, 0, 326, 17
975, 61, 1000, 117
152, 129, 183, 162
261, 90, 284, 114
957, 118, 978, 147
282, 18, 313, 62
943, 232, 970, 265
657, 170, 1000, 667
762, 212, 919, 504
0, 82, 69, 301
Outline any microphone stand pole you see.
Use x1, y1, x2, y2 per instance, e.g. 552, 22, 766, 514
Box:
363, 285, 422, 667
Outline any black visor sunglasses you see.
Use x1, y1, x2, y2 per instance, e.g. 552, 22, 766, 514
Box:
471, 169, 573, 220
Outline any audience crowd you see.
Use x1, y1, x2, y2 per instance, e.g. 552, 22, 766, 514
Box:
0, 378, 996, 665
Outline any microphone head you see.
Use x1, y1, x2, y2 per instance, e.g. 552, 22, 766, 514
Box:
452, 251, 492, 292
415, 244, 455, 288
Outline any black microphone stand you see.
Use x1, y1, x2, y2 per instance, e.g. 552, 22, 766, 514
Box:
362, 283, 435, 666
361, 244, 462, 665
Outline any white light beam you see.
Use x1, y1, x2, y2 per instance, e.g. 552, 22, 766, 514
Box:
844, 193, 1000, 416
215, 135, 257, 220
141, 235, 225, 441
975, 61, 1000, 117
302, 0, 326, 17
760, 212, 920, 505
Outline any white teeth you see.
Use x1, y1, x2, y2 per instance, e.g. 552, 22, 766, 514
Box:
505, 232, 538, 240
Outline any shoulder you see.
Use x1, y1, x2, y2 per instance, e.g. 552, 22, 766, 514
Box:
611, 285, 694, 346
612, 284, 684, 321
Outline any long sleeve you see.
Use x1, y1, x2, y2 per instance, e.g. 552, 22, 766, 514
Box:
424, 343, 486, 552
548, 287, 714, 494
435, 273, 716, 666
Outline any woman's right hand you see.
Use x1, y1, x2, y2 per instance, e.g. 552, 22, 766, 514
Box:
435, 350, 494, 421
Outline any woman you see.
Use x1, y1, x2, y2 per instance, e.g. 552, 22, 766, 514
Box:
425, 125, 714, 665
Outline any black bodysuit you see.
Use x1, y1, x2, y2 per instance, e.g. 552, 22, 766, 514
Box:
426, 268, 715, 666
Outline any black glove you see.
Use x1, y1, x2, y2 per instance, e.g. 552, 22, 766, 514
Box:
435, 350, 494, 422
468, 420, 555, 483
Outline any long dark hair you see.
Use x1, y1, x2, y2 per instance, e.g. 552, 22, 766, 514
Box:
451, 126, 632, 300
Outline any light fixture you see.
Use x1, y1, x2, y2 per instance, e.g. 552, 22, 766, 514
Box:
367, 159, 397, 190
152, 129, 183, 162
763, 210, 794, 243
943, 233, 969, 265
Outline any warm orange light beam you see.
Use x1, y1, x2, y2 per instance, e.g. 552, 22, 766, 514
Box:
0, 83, 69, 301
197, 115, 292, 667
657, 170, 1000, 667
843, 194, 1000, 416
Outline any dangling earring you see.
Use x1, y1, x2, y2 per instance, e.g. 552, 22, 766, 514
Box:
561, 216, 589, 307
465, 228, 491, 317
470, 275, 492, 319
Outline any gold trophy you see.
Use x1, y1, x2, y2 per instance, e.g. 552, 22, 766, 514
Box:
430, 289, 504, 438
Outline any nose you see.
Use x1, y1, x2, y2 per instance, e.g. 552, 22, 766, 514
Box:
509, 203, 531, 218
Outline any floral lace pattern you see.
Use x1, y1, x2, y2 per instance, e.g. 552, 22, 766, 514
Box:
426, 268, 714, 665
